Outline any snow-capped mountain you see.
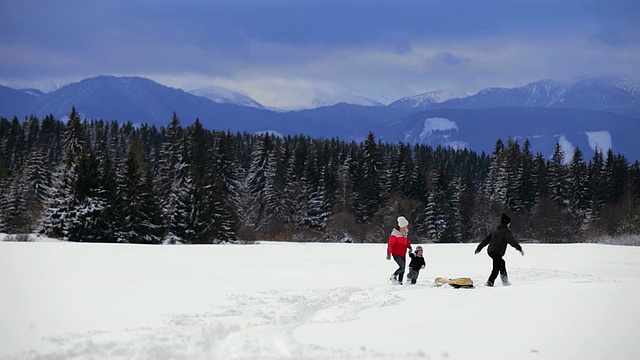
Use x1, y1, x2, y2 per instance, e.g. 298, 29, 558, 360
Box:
389, 90, 469, 110
189, 86, 264, 109
1, 75, 638, 160
9, 80, 60, 93
311, 95, 384, 108
35, 75, 224, 122
378, 107, 639, 162
436, 77, 640, 117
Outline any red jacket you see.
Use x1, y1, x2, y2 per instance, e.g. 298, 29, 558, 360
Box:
387, 229, 412, 256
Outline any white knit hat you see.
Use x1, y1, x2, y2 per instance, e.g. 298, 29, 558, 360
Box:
397, 216, 409, 228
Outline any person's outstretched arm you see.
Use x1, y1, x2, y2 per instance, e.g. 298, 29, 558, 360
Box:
475, 233, 491, 254
507, 231, 524, 255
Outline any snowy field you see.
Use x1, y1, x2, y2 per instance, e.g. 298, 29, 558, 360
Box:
1, 237, 639, 360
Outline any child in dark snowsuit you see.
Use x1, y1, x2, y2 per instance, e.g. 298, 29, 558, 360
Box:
406, 246, 426, 284
475, 213, 524, 286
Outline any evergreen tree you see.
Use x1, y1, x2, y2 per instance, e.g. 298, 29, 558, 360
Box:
588, 150, 606, 220
201, 165, 237, 243
386, 142, 413, 197
116, 136, 165, 244
447, 173, 464, 242
624, 160, 640, 233
261, 141, 289, 232
64, 149, 106, 242
519, 139, 536, 212
504, 139, 523, 213
168, 164, 198, 241
531, 153, 548, 202
157, 112, 185, 221
38, 108, 85, 240
333, 154, 355, 214
484, 139, 507, 205
548, 142, 570, 208
567, 147, 590, 233
244, 134, 273, 230
424, 163, 452, 241
354, 132, 383, 222
606, 151, 629, 204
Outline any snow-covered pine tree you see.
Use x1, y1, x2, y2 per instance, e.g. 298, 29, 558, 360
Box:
157, 112, 185, 223
137, 166, 166, 244
548, 142, 570, 208
424, 161, 454, 242
503, 139, 523, 213
2, 167, 28, 232
165, 134, 194, 242
39, 115, 65, 165
199, 165, 237, 243
38, 108, 85, 240
0, 154, 8, 231
259, 141, 287, 232
407, 157, 428, 204
519, 139, 537, 212
354, 132, 383, 223
115, 135, 165, 244
213, 131, 243, 222
22, 115, 41, 157
568, 148, 590, 233
93, 137, 119, 242
385, 142, 413, 197
299, 151, 331, 229
66, 149, 106, 242
5, 146, 47, 232
4, 117, 25, 171
333, 153, 355, 214
447, 173, 464, 242
186, 118, 213, 176
244, 134, 271, 230
484, 139, 508, 205
531, 153, 549, 201
588, 149, 606, 220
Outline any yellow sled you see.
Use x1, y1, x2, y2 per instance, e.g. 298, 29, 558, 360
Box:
434, 277, 475, 288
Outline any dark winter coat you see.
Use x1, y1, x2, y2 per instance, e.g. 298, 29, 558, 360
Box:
476, 223, 522, 256
387, 229, 412, 256
408, 252, 426, 271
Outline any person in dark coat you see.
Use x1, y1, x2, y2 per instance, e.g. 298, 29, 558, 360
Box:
475, 213, 524, 286
406, 245, 426, 284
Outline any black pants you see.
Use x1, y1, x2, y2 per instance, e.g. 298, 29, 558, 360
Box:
487, 252, 508, 284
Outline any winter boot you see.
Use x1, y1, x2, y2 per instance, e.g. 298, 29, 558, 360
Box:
501, 275, 511, 286
485, 281, 494, 287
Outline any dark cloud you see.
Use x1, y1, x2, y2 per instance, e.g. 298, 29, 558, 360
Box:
0, 0, 638, 105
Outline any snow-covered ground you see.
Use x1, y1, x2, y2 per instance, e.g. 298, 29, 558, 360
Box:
1, 238, 639, 360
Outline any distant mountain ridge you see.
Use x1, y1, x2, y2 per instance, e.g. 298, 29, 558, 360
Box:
378, 107, 639, 162
389, 90, 469, 111
312, 95, 384, 108
189, 86, 265, 109
431, 77, 640, 118
1, 75, 638, 161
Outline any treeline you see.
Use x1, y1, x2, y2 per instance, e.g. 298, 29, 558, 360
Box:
0, 108, 639, 244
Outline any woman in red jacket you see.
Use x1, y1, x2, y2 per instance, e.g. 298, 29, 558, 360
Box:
386, 216, 413, 285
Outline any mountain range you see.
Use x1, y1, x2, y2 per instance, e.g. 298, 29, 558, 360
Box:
1, 75, 638, 161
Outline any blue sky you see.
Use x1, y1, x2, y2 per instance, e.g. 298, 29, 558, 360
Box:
1, 0, 638, 107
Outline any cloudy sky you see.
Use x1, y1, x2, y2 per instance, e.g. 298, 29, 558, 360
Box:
1, 0, 638, 108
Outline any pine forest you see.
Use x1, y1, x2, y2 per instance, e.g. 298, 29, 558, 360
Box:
1, 108, 639, 244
